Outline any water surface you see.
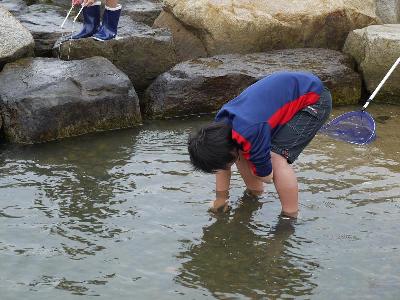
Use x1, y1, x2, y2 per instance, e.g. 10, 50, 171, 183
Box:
1, 105, 399, 299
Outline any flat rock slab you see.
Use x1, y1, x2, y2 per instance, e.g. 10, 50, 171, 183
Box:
0, 57, 142, 144
0, 0, 27, 15
122, 0, 162, 26
144, 48, 362, 119
344, 24, 400, 104
54, 16, 177, 91
18, 4, 77, 56
0, 6, 34, 68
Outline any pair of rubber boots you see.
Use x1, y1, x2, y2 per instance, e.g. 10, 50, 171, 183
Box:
72, 1, 121, 41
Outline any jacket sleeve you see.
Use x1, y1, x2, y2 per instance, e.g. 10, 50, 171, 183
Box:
233, 123, 272, 177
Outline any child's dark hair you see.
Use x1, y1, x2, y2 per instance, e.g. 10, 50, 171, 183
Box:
188, 122, 239, 173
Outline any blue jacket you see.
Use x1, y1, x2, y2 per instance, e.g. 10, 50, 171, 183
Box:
215, 71, 324, 177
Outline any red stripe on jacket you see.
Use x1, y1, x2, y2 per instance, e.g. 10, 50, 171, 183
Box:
267, 92, 320, 129
231, 129, 257, 175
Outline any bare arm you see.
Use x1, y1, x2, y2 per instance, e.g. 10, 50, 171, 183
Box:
209, 169, 231, 212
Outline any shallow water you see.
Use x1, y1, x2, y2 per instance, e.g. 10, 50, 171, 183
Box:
0, 105, 399, 300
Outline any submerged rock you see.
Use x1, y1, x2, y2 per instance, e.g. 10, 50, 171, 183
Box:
158, 0, 380, 55
144, 49, 362, 119
0, 6, 34, 68
0, 57, 142, 144
54, 16, 177, 91
344, 25, 400, 104
0, 0, 27, 15
122, 0, 162, 26
17, 4, 77, 57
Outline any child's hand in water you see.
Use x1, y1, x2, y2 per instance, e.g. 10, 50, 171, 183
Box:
208, 198, 231, 213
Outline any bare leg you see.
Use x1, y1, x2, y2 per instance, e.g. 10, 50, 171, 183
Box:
105, 0, 118, 8
235, 152, 264, 195
271, 152, 298, 216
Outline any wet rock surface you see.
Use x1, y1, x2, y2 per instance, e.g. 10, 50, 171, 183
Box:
344, 25, 400, 104
145, 48, 362, 119
0, 0, 27, 15
17, 4, 77, 56
46, 0, 71, 8
160, 0, 380, 55
0, 6, 34, 68
121, 0, 162, 26
0, 57, 142, 144
54, 16, 177, 91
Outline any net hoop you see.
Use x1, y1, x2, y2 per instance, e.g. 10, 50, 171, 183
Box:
320, 110, 376, 145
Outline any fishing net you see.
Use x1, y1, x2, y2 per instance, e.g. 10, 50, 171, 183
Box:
319, 111, 376, 145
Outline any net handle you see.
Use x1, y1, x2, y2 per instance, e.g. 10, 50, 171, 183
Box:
61, 5, 74, 28
362, 57, 400, 111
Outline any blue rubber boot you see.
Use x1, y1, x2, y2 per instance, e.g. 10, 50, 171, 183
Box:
93, 4, 122, 41
72, 2, 101, 39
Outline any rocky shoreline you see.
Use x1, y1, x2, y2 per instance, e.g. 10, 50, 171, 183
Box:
0, 0, 399, 144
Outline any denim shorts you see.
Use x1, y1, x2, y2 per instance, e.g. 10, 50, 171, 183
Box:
271, 87, 332, 164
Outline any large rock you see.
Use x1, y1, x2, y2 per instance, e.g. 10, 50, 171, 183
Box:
122, 0, 163, 26
344, 25, 400, 104
54, 16, 177, 91
154, 11, 208, 61
375, 0, 400, 23
144, 48, 362, 119
0, 57, 142, 144
158, 0, 380, 56
0, 6, 34, 68
0, 0, 27, 15
17, 4, 76, 57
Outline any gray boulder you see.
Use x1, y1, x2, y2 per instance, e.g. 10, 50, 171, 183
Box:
0, 6, 34, 68
122, 0, 162, 26
0, 57, 142, 144
54, 16, 177, 91
17, 4, 77, 57
0, 0, 27, 15
144, 49, 362, 119
344, 25, 400, 104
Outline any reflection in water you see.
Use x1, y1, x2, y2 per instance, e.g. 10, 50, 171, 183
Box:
176, 193, 317, 299
0, 106, 399, 299
0, 129, 141, 259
